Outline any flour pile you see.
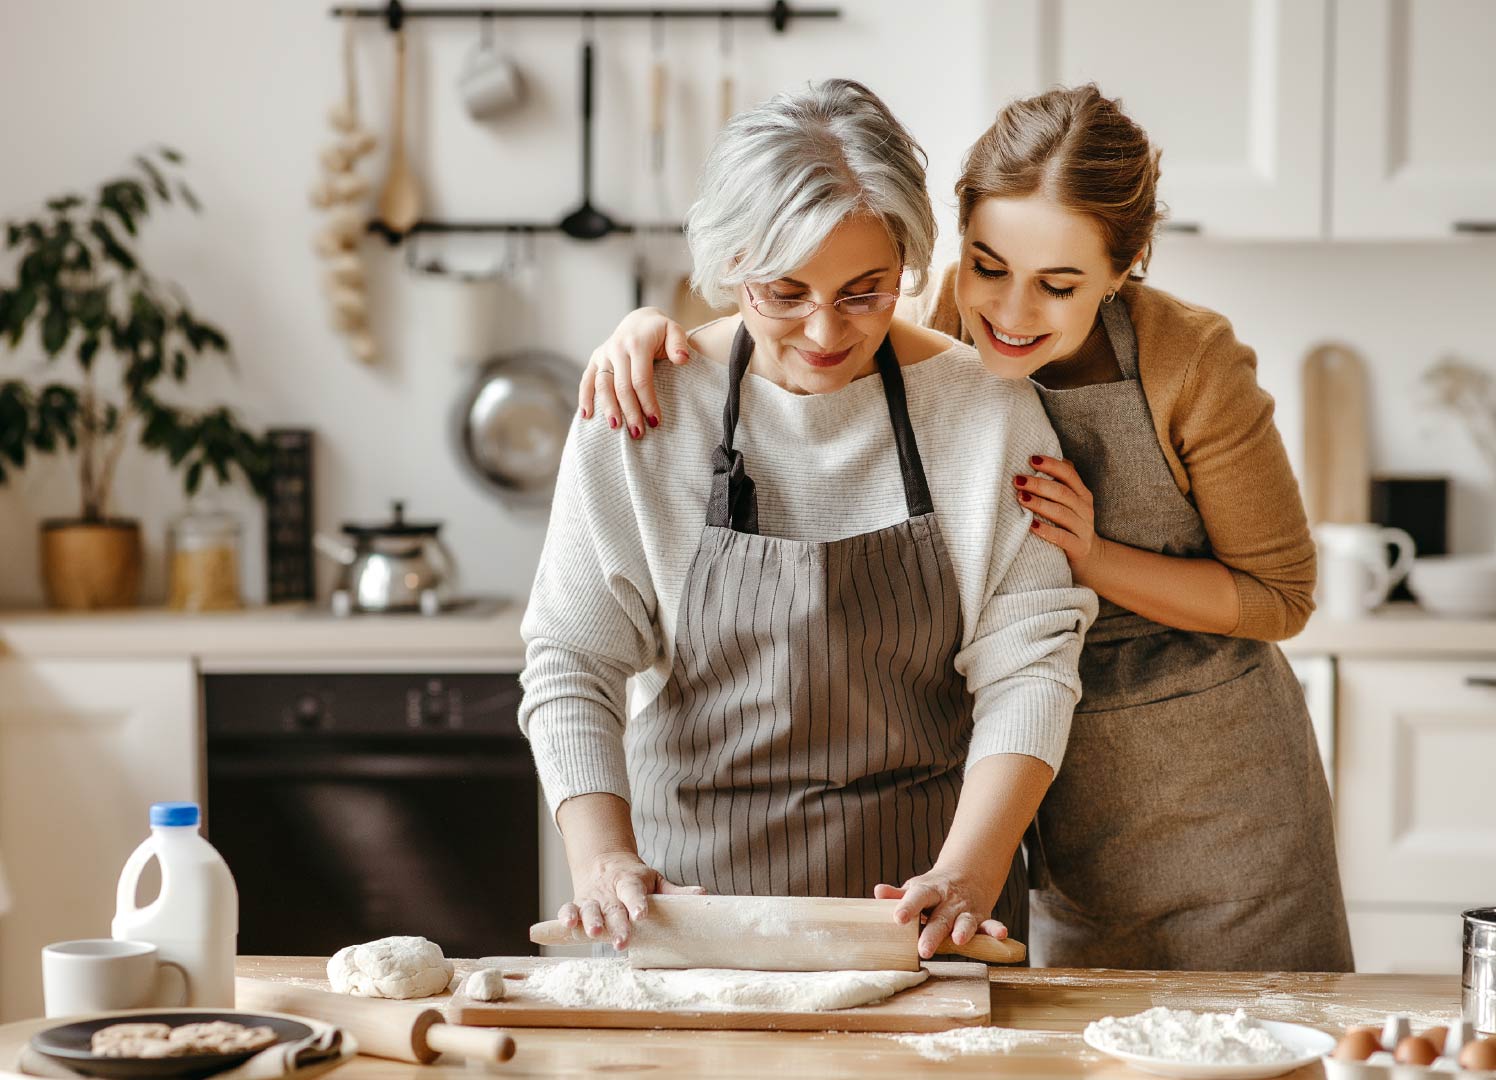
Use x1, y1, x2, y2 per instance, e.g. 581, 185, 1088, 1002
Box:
885, 1026, 1063, 1061
521, 958, 927, 1012
1084, 1007, 1296, 1065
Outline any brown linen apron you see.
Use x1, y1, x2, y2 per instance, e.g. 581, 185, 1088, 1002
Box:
625, 324, 1027, 937
1025, 298, 1353, 971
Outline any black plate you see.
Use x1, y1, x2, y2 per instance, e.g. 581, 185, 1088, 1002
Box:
30, 1011, 313, 1079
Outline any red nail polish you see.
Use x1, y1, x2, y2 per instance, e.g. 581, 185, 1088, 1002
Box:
647, 415, 659, 428
1020, 491, 1031, 503
1014, 475, 1027, 487
629, 425, 641, 439
580, 408, 590, 419
1031, 518, 1041, 530
609, 417, 619, 429
1031, 455, 1044, 467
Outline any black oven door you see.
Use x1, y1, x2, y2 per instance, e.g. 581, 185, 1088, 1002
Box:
205, 672, 540, 961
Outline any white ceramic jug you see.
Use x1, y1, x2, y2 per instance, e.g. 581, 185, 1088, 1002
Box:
1314, 522, 1417, 619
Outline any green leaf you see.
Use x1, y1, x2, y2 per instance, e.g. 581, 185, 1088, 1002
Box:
89, 219, 136, 272
46, 195, 83, 213
185, 459, 203, 495
160, 146, 184, 164
177, 182, 200, 212
135, 155, 171, 201
6, 288, 37, 345
172, 350, 188, 380
41, 300, 70, 356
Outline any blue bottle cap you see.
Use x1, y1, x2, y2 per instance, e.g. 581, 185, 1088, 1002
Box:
150, 802, 200, 827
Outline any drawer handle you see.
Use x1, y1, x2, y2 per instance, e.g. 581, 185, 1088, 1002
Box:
1454, 221, 1496, 235
1161, 221, 1202, 235
1465, 676, 1496, 688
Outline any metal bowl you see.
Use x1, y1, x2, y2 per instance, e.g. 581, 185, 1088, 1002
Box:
454, 350, 579, 506
1465, 906, 1496, 1034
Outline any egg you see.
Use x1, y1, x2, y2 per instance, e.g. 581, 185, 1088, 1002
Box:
1459, 1036, 1496, 1071
1333, 1029, 1381, 1061
1421, 1025, 1449, 1056
1394, 1035, 1438, 1066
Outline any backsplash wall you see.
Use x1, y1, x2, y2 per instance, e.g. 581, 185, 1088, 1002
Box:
1, 0, 1493, 608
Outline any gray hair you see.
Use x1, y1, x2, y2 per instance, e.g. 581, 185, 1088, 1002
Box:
686, 78, 936, 308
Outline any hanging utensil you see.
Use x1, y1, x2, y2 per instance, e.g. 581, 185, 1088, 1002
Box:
454, 350, 579, 505
558, 27, 617, 241
718, 14, 735, 127
377, 26, 422, 235
1302, 342, 1370, 525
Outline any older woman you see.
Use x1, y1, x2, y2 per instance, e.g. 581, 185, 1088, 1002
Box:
519, 79, 1093, 959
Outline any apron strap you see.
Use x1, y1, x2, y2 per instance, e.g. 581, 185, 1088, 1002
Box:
707, 324, 760, 531
873, 334, 935, 518
1099, 294, 1140, 380
707, 323, 936, 530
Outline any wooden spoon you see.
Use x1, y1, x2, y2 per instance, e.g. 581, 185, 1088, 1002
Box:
377, 27, 421, 235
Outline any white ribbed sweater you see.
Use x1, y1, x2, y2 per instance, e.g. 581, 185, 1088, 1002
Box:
519, 339, 1096, 818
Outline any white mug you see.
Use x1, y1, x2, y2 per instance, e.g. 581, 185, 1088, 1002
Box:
1314, 522, 1417, 619
42, 939, 189, 1018
458, 37, 523, 120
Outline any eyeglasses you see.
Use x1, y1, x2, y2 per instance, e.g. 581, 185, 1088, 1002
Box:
745, 288, 901, 321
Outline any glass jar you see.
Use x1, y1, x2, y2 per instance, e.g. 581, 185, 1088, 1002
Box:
167, 508, 242, 611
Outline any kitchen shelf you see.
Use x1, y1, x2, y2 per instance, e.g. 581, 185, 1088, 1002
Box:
328, 1, 841, 33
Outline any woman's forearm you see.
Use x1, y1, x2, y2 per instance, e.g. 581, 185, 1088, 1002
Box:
933, 753, 1052, 890
556, 792, 639, 879
1078, 536, 1240, 635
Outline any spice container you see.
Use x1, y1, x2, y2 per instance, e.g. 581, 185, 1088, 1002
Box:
167, 508, 242, 611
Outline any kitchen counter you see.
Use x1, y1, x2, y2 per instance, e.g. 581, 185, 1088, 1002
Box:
1284, 601, 1496, 657
235, 957, 1462, 1077
0, 603, 525, 665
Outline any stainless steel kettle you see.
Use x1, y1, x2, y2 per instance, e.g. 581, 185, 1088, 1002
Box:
313, 501, 458, 614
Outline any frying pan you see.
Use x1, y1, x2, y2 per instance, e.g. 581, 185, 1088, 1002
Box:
454, 350, 579, 506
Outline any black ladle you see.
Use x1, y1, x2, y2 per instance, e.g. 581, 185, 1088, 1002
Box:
558, 40, 617, 241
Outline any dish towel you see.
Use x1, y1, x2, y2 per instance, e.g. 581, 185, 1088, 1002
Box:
16, 1026, 348, 1078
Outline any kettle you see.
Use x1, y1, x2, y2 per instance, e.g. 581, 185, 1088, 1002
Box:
313, 501, 458, 614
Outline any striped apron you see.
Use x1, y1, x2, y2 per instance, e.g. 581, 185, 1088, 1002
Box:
1026, 297, 1353, 971
624, 324, 1028, 936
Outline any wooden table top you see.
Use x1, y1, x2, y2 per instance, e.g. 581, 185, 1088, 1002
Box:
235, 958, 1463, 1078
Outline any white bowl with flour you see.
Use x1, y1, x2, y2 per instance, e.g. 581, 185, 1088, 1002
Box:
1083, 1007, 1336, 1079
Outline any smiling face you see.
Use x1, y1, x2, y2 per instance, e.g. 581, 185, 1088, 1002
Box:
738, 215, 902, 396
955, 194, 1134, 379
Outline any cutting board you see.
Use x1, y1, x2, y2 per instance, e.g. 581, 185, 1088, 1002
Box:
236, 955, 989, 1034
1302, 342, 1371, 525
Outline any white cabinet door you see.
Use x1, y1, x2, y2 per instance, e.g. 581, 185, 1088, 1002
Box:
1335, 658, 1496, 908
1346, 908, 1467, 974
1332, 0, 1496, 238
988, 0, 1328, 238
0, 659, 198, 1022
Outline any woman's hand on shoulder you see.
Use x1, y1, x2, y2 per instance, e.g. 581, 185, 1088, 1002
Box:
874, 869, 1009, 960
580, 307, 693, 439
1016, 454, 1109, 587
559, 852, 707, 950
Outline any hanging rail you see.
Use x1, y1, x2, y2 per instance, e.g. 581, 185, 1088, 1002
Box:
329, 1, 840, 33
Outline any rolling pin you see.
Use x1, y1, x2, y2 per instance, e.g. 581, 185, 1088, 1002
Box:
235, 976, 515, 1065
530, 894, 1025, 971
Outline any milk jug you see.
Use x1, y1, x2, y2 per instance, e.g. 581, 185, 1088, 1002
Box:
112, 802, 238, 1007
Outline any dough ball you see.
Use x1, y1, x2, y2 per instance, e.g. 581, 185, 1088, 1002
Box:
328, 935, 454, 999
461, 967, 507, 1002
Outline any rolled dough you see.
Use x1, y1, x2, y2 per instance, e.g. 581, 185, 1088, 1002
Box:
521, 958, 928, 1012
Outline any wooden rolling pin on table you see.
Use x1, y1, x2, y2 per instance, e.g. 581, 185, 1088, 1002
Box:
529, 894, 1027, 969
235, 978, 515, 1065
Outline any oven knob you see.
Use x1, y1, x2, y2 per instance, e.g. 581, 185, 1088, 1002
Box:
293, 694, 323, 728
419, 694, 448, 725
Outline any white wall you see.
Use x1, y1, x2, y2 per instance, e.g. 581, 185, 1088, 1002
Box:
1, 0, 1493, 608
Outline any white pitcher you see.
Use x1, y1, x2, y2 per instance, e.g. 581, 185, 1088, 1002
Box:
1314, 523, 1417, 619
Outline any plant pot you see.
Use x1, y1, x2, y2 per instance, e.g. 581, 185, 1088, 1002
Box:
40, 519, 143, 610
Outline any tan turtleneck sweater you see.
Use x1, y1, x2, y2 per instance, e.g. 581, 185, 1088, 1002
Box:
912, 263, 1315, 642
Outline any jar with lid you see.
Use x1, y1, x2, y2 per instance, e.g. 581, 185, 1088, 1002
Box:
167, 507, 242, 611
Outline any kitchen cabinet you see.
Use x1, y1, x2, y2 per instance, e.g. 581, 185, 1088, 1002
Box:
987, 0, 1496, 240
1331, 0, 1496, 238
1334, 657, 1496, 974
986, 0, 1328, 239
0, 658, 198, 1022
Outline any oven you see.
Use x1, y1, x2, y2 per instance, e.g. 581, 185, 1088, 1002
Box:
203, 669, 539, 960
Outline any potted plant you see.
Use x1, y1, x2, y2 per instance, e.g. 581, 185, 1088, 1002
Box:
0, 148, 270, 609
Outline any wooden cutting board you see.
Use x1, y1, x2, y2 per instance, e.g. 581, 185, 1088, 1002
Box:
236, 955, 989, 1034
1302, 342, 1371, 525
